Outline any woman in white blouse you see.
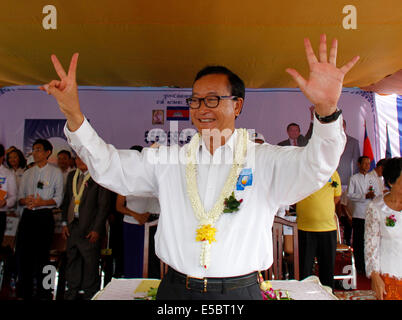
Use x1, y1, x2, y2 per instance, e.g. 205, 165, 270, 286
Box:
6, 148, 27, 189
365, 157, 402, 300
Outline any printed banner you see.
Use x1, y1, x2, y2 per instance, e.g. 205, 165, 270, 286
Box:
23, 119, 73, 164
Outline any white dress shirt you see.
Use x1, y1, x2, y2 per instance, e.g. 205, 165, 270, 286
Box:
0, 164, 17, 212
65, 115, 345, 278
12, 167, 25, 190
18, 163, 64, 210
347, 171, 382, 220
124, 196, 160, 224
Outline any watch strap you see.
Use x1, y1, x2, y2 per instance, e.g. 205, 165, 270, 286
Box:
315, 109, 342, 123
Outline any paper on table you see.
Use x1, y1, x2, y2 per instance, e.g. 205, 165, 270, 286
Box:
271, 276, 337, 300
134, 279, 161, 293
93, 278, 161, 300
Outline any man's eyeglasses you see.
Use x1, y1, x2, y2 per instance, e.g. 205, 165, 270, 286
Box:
186, 95, 238, 109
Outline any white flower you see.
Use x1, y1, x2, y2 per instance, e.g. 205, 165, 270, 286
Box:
185, 129, 248, 268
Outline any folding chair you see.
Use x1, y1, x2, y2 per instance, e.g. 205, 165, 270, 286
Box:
333, 214, 357, 289
264, 216, 299, 280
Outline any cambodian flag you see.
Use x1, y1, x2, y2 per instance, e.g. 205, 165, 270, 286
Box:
363, 121, 376, 170
166, 106, 189, 121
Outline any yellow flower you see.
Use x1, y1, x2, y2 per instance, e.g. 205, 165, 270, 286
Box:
260, 280, 272, 291
196, 224, 217, 244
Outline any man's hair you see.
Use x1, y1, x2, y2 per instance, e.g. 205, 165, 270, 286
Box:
376, 158, 387, 168
57, 149, 71, 158
0, 144, 4, 158
33, 139, 53, 155
358, 155, 370, 164
6, 148, 27, 169
382, 157, 402, 189
193, 66, 245, 99
286, 123, 300, 131
130, 145, 143, 152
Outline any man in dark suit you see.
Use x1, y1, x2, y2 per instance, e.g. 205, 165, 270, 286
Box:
336, 119, 361, 246
61, 156, 111, 300
278, 122, 313, 147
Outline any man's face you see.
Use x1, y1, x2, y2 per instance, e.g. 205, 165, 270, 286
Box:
190, 73, 243, 135
287, 125, 300, 140
57, 154, 70, 171
359, 158, 371, 174
32, 144, 50, 164
75, 157, 88, 172
377, 166, 384, 177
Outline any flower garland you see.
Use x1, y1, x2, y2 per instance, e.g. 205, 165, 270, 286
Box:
185, 128, 248, 269
72, 169, 91, 212
259, 273, 293, 300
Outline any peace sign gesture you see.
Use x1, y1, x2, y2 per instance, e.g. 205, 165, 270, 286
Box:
286, 34, 360, 117
40, 53, 84, 131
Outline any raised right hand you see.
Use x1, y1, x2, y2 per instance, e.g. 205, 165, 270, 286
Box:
40, 53, 84, 131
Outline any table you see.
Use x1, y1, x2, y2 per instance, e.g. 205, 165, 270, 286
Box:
92, 275, 337, 300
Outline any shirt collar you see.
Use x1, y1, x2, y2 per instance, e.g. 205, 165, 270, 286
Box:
198, 129, 237, 155
36, 163, 49, 171
77, 168, 89, 175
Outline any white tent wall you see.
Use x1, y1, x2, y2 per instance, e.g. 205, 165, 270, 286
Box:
374, 93, 402, 159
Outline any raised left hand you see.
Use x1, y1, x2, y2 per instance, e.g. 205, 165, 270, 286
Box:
286, 34, 360, 116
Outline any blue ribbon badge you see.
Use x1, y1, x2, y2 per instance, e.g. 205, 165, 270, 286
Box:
236, 168, 253, 191
0, 177, 6, 185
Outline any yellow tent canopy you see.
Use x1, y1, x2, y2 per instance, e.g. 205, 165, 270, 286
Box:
0, 1, 401, 92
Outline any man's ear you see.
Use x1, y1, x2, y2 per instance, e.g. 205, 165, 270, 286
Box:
234, 98, 244, 118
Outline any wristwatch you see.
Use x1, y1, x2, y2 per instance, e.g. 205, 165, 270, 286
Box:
315, 109, 342, 123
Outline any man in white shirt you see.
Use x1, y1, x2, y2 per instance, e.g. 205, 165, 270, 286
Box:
16, 139, 64, 300
347, 156, 382, 274
41, 34, 359, 299
0, 144, 17, 247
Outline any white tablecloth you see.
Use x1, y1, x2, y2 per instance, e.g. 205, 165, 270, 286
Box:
92, 275, 337, 300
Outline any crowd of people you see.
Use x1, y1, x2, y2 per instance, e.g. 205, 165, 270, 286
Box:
1, 121, 401, 301
0, 141, 160, 300
273, 113, 401, 298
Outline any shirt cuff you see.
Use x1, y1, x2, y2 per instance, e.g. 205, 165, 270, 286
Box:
312, 113, 344, 140
64, 116, 94, 147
